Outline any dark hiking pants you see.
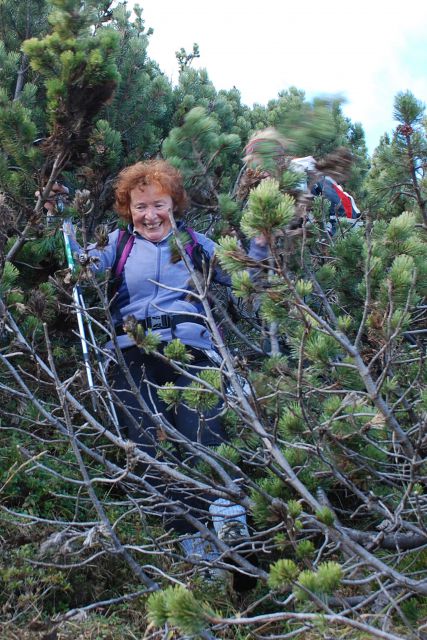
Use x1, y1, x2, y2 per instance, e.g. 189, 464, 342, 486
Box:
110, 345, 227, 533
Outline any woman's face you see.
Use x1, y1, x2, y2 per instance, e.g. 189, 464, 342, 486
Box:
129, 183, 173, 242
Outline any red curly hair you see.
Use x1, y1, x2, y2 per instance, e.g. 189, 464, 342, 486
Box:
114, 159, 188, 222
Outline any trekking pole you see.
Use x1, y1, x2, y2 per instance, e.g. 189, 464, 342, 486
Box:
75, 290, 121, 431
62, 220, 97, 409
62, 220, 120, 430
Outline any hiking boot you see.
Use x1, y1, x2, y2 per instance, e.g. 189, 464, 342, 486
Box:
216, 519, 258, 592
179, 534, 217, 563
201, 565, 229, 586
209, 499, 258, 592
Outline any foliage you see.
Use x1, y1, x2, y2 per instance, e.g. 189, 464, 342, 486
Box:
22, 0, 120, 162
0, 2, 426, 640
147, 585, 211, 635
366, 91, 427, 223
294, 562, 342, 602
163, 104, 241, 229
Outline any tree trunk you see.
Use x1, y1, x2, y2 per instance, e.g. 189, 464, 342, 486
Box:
13, 53, 28, 101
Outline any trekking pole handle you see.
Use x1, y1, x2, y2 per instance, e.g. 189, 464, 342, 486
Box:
62, 219, 76, 271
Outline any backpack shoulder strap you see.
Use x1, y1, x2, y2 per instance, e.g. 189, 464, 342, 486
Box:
183, 226, 212, 273
114, 229, 135, 278
108, 229, 135, 299
183, 226, 199, 259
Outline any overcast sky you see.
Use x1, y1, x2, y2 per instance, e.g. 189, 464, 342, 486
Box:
130, 0, 427, 155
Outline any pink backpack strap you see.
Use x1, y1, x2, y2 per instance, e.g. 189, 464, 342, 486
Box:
184, 226, 199, 259
115, 230, 135, 279
108, 230, 135, 299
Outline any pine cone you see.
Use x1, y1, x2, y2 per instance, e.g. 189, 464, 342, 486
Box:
397, 124, 414, 137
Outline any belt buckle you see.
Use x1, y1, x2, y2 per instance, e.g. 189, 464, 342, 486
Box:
150, 315, 165, 330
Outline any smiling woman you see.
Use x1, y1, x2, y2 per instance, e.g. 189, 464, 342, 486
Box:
66, 158, 260, 591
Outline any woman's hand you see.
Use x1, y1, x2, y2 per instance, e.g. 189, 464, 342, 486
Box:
35, 182, 70, 213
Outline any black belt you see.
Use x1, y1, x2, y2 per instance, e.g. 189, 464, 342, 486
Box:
115, 314, 206, 336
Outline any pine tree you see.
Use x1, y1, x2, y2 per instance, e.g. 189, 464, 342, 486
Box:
77, 3, 175, 229
162, 105, 241, 232
367, 90, 427, 224
0, 0, 49, 100
170, 66, 256, 193
1, 0, 121, 271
